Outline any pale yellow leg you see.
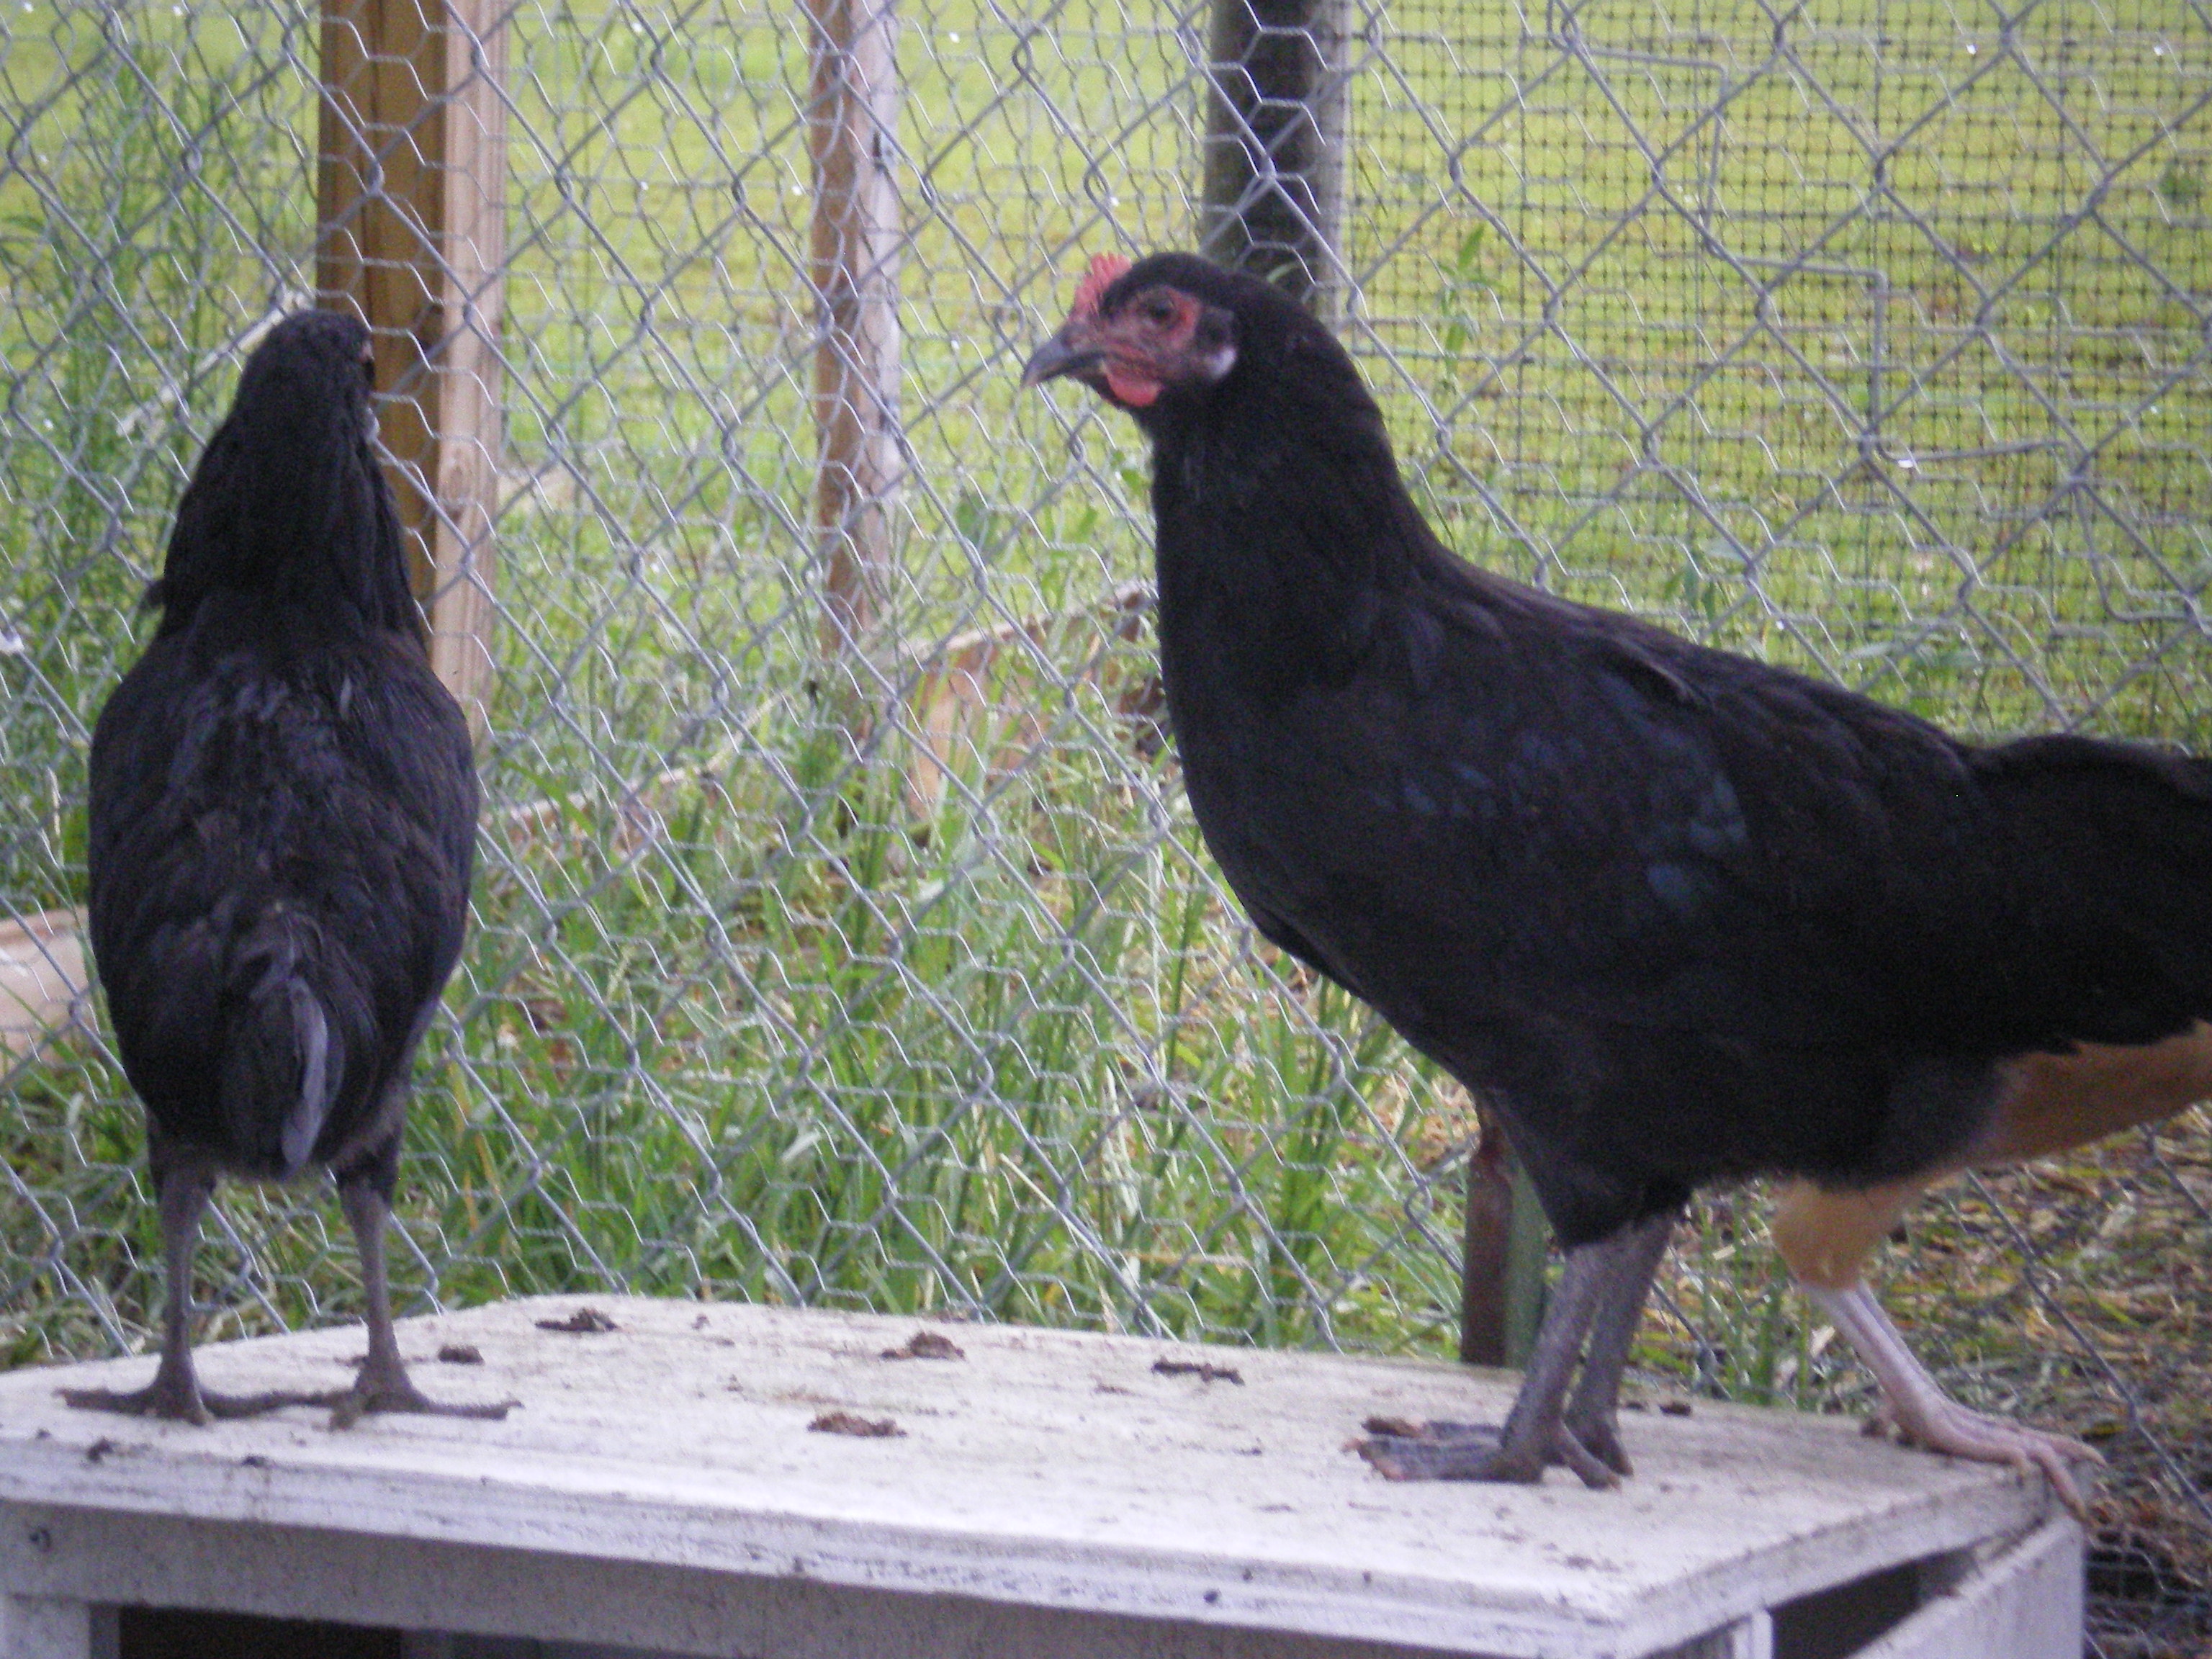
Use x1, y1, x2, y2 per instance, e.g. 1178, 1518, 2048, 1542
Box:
1772, 1178, 2098, 1518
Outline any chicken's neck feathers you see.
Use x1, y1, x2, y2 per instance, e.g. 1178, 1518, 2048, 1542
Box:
1148, 370, 1452, 709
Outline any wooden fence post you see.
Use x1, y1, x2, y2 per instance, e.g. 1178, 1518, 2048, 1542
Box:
316, 0, 508, 739
1198, 0, 1350, 313
1460, 1108, 1549, 1369
804, 0, 904, 674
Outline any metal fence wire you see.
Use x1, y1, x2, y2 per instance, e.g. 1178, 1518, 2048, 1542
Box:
2, 1, 2209, 1653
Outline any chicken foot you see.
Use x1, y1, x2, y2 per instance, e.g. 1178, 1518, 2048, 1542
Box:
1359, 1210, 1674, 1488
61, 1159, 338, 1424
1806, 1282, 2098, 1517
324, 1176, 514, 1429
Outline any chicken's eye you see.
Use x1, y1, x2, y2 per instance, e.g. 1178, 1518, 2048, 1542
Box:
1141, 295, 1177, 327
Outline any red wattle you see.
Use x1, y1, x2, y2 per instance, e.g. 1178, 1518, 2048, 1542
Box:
1105, 367, 1159, 407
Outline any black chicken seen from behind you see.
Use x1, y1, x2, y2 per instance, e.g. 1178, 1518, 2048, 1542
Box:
69, 310, 509, 1428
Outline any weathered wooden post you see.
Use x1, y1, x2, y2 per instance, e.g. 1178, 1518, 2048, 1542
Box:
1197, 0, 1350, 313
315, 0, 509, 739
1460, 1109, 1549, 1368
804, 0, 904, 681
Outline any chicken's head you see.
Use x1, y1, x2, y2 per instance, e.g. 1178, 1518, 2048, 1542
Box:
1022, 253, 1239, 413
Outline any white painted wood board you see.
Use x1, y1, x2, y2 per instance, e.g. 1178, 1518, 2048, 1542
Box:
1853, 1516, 2082, 1659
0, 1594, 102, 1659
0, 1297, 2063, 1658
0, 909, 84, 1054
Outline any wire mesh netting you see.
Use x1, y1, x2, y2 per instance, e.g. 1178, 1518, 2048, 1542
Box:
2, 1, 2208, 1652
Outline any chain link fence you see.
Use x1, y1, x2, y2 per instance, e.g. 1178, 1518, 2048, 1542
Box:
3, 1, 2208, 1653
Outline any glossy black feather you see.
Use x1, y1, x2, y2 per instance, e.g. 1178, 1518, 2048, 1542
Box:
86, 310, 475, 1193
1106, 254, 2212, 1247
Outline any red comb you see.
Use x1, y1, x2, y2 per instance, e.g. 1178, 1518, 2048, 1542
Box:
1071, 253, 1133, 319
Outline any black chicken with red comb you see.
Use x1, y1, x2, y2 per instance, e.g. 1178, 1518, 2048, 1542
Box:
1025, 251, 2212, 1512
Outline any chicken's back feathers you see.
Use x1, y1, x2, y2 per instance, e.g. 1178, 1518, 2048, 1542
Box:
1101, 256, 2212, 1246
87, 310, 475, 1187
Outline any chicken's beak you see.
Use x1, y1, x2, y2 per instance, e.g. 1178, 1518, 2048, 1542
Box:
1020, 325, 1102, 389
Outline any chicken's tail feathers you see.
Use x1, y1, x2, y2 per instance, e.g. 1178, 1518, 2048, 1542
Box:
1972, 733, 2212, 1033
219, 914, 343, 1179
1975, 733, 2212, 875
1975, 731, 2212, 801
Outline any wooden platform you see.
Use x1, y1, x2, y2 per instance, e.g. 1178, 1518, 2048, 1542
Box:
0, 1296, 2079, 1658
